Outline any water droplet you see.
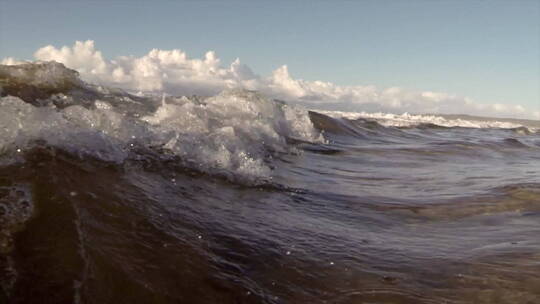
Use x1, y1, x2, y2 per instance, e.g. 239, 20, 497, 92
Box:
16, 148, 21, 153
286, 251, 291, 255
70, 191, 78, 197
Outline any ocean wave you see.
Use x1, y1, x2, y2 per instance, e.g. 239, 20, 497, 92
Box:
318, 110, 538, 132
0, 62, 323, 185
1, 61, 537, 185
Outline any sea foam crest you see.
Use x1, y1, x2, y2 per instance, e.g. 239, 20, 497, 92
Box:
142, 90, 323, 181
0, 76, 322, 184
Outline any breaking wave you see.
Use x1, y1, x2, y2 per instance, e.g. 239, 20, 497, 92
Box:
0, 62, 323, 184
319, 110, 538, 131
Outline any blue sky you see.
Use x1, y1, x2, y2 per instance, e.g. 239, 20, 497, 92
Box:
1, 0, 539, 112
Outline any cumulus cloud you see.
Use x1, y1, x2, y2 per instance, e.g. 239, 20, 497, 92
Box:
2, 40, 537, 119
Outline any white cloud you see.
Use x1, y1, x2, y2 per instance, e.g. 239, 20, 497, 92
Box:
2, 40, 537, 119
34, 40, 109, 77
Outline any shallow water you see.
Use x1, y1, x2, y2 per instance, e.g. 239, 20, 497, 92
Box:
1, 62, 540, 303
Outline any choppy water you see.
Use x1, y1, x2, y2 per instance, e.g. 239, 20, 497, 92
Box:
1, 62, 540, 304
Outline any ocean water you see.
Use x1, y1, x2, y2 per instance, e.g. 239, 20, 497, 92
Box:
1, 62, 540, 304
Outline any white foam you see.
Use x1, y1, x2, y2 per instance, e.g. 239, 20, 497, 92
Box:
141, 90, 323, 182
0, 96, 130, 164
0, 90, 322, 184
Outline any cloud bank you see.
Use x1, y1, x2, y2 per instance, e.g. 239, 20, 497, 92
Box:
2, 40, 537, 119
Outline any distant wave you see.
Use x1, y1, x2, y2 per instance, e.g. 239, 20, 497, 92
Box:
318, 110, 538, 132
